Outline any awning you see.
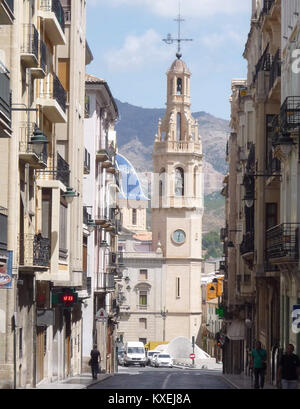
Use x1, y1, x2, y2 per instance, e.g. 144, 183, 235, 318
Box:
227, 320, 246, 340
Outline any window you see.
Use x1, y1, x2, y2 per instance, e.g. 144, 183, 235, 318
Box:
176, 277, 181, 298
59, 201, 68, 259
139, 269, 148, 280
139, 338, 147, 345
177, 77, 183, 95
132, 209, 137, 226
266, 203, 277, 230
139, 291, 147, 307
139, 318, 147, 329
19, 328, 23, 359
175, 168, 184, 196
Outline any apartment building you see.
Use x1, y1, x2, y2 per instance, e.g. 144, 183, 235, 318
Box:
0, 0, 89, 388
222, 0, 299, 385
82, 73, 121, 374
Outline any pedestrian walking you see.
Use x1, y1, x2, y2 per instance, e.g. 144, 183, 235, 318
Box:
90, 344, 101, 380
277, 344, 300, 389
250, 341, 267, 389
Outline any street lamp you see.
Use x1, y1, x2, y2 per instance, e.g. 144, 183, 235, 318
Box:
161, 307, 168, 342
87, 219, 97, 233
28, 127, 48, 156
62, 187, 78, 204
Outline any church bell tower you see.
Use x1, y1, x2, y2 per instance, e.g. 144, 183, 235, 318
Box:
151, 18, 203, 341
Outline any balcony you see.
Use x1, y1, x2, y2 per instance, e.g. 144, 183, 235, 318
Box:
19, 233, 50, 270
267, 223, 300, 263
39, 0, 66, 45
36, 152, 70, 187
240, 232, 254, 257
31, 39, 47, 79
280, 97, 300, 130
0, 62, 12, 138
36, 72, 67, 123
84, 148, 90, 174
95, 272, 115, 293
108, 252, 124, 268
0, 207, 8, 259
20, 25, 39, 68
269, 49, 281, 95
0, 0, 14, 25
253, 45, 271, 85
19, 122, 48, 169
96, 139, 115, 170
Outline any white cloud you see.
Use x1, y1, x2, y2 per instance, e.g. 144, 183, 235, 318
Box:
104, 29, 174, 72
89, 0, 250, 17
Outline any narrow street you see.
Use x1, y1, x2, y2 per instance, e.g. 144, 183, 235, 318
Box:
88, 366, 233, 390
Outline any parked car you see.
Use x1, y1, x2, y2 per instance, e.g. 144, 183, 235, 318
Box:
150, 353, 158, 367
118, 350, 125, 366
153, 353, 173, 368
124, 341, 146, 367
146, 350, 157, 366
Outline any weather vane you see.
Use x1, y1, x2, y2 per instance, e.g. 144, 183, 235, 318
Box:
162, 1, 193, 59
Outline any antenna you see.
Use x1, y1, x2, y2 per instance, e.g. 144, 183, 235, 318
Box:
162, 1, 193, 59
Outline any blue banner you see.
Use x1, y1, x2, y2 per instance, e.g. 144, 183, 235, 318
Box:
0, 250, 13, 289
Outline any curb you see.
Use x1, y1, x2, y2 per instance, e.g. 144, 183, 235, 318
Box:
221, 375, 240, 390
86, 373, 113, 388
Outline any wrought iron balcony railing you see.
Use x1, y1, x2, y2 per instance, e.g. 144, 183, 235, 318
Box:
96, 272, 115, 291
269, 49, 281, 92
280, 96, 300, 129
57, 153, 70, 186
36, 152, 70, 187
240, 231, 254, 256
19, 233, 50, 267
52, 72, 66, 112
40, 0, 65, 33
21, 24, 39, 61
253, 45, 271, 84
40, 72, 66, 113
109, 251, 124, 267
267, 223, 300, 260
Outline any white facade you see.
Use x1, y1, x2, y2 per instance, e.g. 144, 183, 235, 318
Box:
117, 229, 165, 344
82, 74, 120, 373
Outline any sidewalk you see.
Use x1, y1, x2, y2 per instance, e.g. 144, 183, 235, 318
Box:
35, 372, 113, 389
222, 373, 277, 390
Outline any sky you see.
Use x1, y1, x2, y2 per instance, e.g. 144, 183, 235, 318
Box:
86, 0, 252, 120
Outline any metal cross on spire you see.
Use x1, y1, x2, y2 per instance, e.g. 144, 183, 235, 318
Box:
162, 2, 193, 59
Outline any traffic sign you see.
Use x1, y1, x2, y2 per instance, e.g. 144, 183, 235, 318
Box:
190, 353, 195, 360
95, 308, 108, 322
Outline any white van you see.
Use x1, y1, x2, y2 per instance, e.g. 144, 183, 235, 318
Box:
124, 341, 146, 367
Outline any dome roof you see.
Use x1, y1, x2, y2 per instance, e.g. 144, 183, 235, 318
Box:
168, 58, 190, 74
115, 153, 149, 202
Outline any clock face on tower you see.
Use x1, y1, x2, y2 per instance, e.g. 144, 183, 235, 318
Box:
172, 229, 186, 244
